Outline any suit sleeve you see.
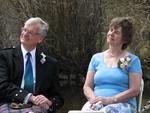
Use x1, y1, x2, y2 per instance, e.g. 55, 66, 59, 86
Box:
0, 52, 28, 102
47, 59, 64, 113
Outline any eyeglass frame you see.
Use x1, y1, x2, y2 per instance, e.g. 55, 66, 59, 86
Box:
21, 27, 41, 37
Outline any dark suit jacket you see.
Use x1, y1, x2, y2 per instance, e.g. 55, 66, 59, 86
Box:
0, 46, 64, 113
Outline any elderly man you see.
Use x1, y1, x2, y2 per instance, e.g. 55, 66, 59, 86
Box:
0, 17, 64, 113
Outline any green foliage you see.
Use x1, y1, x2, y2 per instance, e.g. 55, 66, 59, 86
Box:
0, 0, 150, 112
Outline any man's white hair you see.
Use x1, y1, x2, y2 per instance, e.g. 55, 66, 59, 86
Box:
25, 17, 49, 37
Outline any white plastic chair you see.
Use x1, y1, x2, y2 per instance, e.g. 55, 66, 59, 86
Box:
137, 79, 144, 113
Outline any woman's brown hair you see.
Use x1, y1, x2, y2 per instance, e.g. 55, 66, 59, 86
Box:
109, 17, 134, 49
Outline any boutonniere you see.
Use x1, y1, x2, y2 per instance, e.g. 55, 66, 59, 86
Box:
40, 52, 46, 64
118, 56, 131, 70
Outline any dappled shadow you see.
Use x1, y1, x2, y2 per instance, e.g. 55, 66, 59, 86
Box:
58, 86, 86, 113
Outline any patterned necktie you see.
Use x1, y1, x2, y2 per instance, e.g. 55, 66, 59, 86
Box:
24, 52, 34, 93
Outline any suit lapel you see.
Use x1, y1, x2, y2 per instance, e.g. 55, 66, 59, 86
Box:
35, 50, 43, 94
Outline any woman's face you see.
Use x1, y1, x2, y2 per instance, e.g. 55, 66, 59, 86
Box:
107, 26, 123, 47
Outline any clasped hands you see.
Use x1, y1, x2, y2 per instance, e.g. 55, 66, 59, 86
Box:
89, 96, 114, 110
29, 95, 52, 110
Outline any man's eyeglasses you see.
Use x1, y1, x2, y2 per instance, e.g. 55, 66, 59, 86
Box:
21, 27, 40, 37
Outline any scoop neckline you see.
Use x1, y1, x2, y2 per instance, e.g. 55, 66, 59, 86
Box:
102, 51, 130, 69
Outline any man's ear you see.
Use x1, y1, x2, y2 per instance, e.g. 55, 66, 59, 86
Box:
38, 37, 44, 43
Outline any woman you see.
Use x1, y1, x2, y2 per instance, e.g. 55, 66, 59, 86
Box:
82, 17, 142, 113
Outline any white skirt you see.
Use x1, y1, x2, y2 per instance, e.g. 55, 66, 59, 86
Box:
81, 101, 136, 113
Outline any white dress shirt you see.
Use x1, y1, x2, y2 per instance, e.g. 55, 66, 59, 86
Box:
20, 44, 36, 103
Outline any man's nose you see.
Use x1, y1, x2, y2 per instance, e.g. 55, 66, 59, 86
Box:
23, 30, 30, 36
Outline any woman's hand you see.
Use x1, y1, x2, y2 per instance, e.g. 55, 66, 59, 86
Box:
90, 101, 103, 110
97, 96, 115, 105
89, 96, 115, 110
89, 96, 99, 104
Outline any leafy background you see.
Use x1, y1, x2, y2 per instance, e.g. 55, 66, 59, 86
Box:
0, 0, 150, 112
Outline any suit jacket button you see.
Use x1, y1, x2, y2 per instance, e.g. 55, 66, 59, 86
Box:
19, 90, 22, 92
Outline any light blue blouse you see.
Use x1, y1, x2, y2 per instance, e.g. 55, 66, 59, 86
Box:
88, 52, 142, 107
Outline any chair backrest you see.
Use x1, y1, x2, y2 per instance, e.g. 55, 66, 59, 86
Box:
68, 110, 104, 113
137, 79, 144, 113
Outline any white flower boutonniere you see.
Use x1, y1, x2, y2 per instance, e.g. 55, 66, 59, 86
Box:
40, 52, 46, 64
118, 56, 131, 70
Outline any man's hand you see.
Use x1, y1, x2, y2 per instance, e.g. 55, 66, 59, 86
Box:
29, 95, 52, 110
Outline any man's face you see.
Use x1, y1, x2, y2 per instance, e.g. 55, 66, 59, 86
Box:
20, 23, 43, 50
